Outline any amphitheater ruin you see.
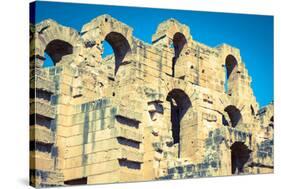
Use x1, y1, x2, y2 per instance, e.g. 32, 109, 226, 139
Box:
30, 14, 274, 187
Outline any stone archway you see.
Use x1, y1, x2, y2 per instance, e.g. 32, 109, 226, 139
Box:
172, 32, 187, 77
224, 105, 242, 128
103, 32, 131, 74
152, 18, 190, 46
81, 14, 134, 75
224, 54, 238, 94
152, 19, 190, 78
230, 142, 252, 174
44, 39, 73, 66
33, 19, 82, 68
166, 89, 192, 158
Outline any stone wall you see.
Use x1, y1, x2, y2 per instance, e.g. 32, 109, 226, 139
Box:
30, 14, 274, 187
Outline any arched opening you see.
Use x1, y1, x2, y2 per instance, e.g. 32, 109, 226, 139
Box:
225, 55, 238, 93
224, 105, 242, 128
166, 89, 191, 157
44, 39, 73, 67
102, 32, 131, 75
172, 32, 187, 77
231, 142, 251, 174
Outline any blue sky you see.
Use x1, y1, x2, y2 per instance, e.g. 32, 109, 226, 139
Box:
31, 1, 274, 107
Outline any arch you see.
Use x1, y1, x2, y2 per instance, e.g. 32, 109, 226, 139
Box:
163, 77, 195, 98
152, 18, 190, 46
152, 19, 190, 78
225, 55, 238, 93
224, 105, 242, 128
81, 15, 134, 75
172, 32, 187, 77
44, 39, 73, 65
34, 19, 81, 68
230, 142, 252, 174
103, 32, 131, 74
166, 89, 192, 157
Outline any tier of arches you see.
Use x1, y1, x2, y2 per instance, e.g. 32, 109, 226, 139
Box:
35, 16, 241, 88
34, 16, 133, 76
165, 88, 251, 174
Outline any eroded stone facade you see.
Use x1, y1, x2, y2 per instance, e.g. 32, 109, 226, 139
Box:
30, 14, 274, 187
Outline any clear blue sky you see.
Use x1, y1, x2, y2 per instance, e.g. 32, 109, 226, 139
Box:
31, 1, 274, 107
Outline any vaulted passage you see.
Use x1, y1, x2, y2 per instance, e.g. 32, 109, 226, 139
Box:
103, 32, 131, 75
224, 105, 242, 128
166, 89, 191, 157
225, 55, 238, 93
231, 142, 252, 174
44, 39, 73, 67
172, 32, 187, 77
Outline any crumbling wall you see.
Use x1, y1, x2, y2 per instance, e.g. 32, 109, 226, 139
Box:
30, 14, 274, 187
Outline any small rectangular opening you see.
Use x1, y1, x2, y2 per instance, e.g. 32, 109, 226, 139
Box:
117, 137, 140, 149
30, 114, 54, 129
30, 141, 53, 153
30, 88, 53, 101
64, 177, 88, 185
116, 115, 140, 128
119, 159, 141, 170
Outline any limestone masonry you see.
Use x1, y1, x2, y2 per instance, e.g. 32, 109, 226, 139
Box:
30, 14, 274, 187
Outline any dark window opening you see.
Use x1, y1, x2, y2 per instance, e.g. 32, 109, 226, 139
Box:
225, 55, 238, 93
166, 89, 191, 157
172, 32, 187, 77
64, 177, 88, 185
103, 32, 131, 75
30, 88, 53, 101
224, 105, 242, 128
117, 137, 140, 149
30, 141, 53, 153
43, 39, 73, 67
30, 114, 54, 130
119, 159, 141, 170
231, 142, 251, 174
116, 115, 140, 128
